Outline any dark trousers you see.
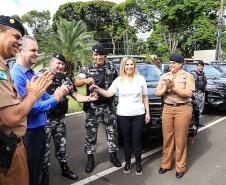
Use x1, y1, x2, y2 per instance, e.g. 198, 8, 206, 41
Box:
24, 126, 46, 185
118, 114, 145, 164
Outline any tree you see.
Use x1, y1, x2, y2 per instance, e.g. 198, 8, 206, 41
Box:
21, 10, 51, 34
54, 1, 135, 55
49, 18, 96, 78
124, 0, 219, 57
21, 10, 51, 54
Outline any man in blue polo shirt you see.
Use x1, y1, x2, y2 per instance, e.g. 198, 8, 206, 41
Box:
11, 35, 69, 185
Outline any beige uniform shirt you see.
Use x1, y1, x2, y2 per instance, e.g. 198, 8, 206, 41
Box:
0, 56, 26, 137
156, 69, 195, 104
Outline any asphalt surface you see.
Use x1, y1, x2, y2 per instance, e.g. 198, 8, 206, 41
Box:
49, 112, 226, 185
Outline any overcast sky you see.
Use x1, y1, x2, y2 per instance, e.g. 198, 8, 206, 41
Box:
0, 0, 124, 17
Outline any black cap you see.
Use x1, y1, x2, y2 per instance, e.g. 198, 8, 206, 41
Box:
169, 53, 184, 63
52, 53, 66, 63
197, 60, 204, 66
0, 15, 25, 36
92, 44, 105, 55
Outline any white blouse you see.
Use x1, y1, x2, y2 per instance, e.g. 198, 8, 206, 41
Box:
109, 75, 148, 116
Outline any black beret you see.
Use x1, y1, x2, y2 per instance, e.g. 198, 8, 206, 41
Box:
52, 53, 66, 63
0, 15, 25, 36
169, 53, 184, 63
197, 60, 204, 66
92, 44, 105, 55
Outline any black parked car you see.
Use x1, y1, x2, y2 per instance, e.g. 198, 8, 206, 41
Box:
211, 62, 226, 77
106, 56, 163, 145
183, 62, 226, 110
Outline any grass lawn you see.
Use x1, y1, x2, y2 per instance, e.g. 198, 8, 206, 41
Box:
67, 86, 86, 113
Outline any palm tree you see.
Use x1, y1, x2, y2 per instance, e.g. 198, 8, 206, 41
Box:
50, 18, 96, 78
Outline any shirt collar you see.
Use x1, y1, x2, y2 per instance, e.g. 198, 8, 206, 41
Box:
14, 62, 35, 75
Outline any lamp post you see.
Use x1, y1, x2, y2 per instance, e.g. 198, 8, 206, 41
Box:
215, 0, 225, 61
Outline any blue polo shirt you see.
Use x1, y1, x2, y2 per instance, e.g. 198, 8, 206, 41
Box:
11, 63, 58, 129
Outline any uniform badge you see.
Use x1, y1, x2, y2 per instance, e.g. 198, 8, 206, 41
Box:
0, 70, 7, 80
9, 18, 15, 24
190, 75, 195, 83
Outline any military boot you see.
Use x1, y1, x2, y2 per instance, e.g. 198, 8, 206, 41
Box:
60, 162, 78, 180
110, 152, 121, 167
41, 168, 49, 185
85, 154, 95, 173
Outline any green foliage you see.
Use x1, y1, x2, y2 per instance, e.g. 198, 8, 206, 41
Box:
21, 10, 51, 33
67, 86, 86, 113
178, 16, 217, 57
54, 1, 135, 55
46, 18, 96, 77
125, 0, 219, 57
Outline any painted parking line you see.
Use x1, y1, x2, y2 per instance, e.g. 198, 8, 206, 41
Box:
71, 116, 226, 185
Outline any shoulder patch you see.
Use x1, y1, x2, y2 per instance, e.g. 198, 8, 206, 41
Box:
187, 73, 195, 82
0, 70, 7, 80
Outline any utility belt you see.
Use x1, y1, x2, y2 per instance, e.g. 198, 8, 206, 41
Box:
0, 130, 20, 169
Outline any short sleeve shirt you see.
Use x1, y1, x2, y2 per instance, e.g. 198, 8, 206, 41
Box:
108, 75, 148, 116
156, 69, 195, 104
0, 56, 26, 137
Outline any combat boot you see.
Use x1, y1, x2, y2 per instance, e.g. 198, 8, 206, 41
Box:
110, 152, 121, 167
41, 168, 49, 185
85, 154, 95, 173
60, 162, 78, 180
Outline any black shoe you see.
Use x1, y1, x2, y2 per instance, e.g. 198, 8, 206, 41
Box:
60, 162, 78, 180
176, 171, 185, 178
123, 163, 131, 174
136, 164, 142, 175
110, 152, 122, 167
85, 154, 95, 173
41, 168, 49, 185
159, 167, 170, 174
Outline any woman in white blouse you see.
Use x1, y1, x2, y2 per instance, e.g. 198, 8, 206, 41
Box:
90, 57, 150, 175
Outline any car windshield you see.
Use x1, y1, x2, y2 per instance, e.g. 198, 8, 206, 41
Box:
217, 65, 226, 74
137, 64, 162, 82
115, 63, 162, 82
183, 64, 222, 78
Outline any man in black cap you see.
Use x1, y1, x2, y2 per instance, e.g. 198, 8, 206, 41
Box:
156, 53, 195, 178
41, 53, 98, 185
190, 60, 206, 114
190, 60, 207, 136
75, 43, 121, 173
0, 15, 52, 185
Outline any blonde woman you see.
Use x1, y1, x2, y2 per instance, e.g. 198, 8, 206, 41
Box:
90, 57, 150, 175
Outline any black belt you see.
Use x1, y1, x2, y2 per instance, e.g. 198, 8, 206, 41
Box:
164, 102, 189, 107
26, 126, 44, 131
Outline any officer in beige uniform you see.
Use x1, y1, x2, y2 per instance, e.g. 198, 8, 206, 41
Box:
156, 54, 195, 178
0, 15, 52, 185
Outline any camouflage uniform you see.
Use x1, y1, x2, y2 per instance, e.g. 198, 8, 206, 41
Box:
42, 72, 75, 168
78, 61, 118, 154
190, 70, 207, 136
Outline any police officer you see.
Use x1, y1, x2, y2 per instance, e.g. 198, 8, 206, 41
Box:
75, 44, 121, 173
42, 53, 98, 184
0, 15, 52, 185
190, 61, 206, 138
190, 60, 207, 115
156, 54, 195, 178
